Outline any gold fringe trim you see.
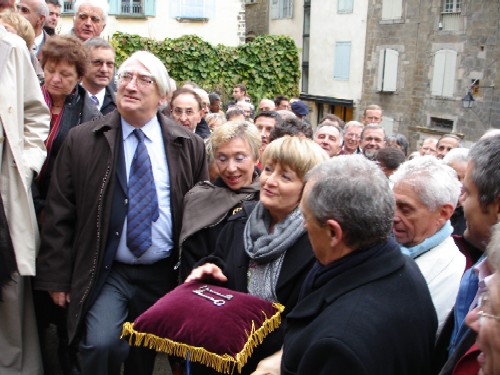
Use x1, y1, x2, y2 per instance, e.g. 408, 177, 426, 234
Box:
121, 302, 285, 374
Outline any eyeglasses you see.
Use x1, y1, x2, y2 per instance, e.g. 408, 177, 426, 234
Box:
118, 72, 155, 88
16, 4, 31, 14
478, 293, 500, 324
215, 154, 250, 166
172, 108, 197, 117
77, 12, 102, 23
91, 59, 115, 69
345, 133, 360, 140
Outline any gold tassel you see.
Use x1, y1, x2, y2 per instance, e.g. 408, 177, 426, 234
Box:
121, 303, 285, 374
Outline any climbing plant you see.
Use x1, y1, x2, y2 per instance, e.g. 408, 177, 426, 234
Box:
111, 32, 300, 105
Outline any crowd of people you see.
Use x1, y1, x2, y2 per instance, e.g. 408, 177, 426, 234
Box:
1, 0, 499, 375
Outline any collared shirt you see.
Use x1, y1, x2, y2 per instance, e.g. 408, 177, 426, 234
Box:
33, 32, 44, 56
115, 116, 173, 264
87, 87, 106, 111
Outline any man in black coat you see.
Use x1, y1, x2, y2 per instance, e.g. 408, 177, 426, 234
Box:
280, 155, 437, 375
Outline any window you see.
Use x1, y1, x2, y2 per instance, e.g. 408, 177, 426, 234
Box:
443, 0, 461, 13
271, 0, 293, 20
338, 0, 353, 14
62, 0, 74, 14
381, 0, 402, 20
334, 41, 351, 81
170, 0, 215, 20
377, 48, 399, 92
431, 49, 457, 97
430, 117, 454, 130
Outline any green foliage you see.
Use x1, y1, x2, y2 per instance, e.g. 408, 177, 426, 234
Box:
111, 32, 300, 105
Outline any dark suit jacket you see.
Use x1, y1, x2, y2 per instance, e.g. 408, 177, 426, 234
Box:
282, 240, 437, 375
100, 85, 117, 115
36, 110, 208, 342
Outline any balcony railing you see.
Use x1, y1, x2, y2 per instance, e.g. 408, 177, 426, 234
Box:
121, 2, 144, 15
441, 12, 464, 31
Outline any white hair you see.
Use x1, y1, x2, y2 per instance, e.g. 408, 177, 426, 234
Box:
443, 147, 469, 165
390, 156, 462, 210
73, 0, 109, 23
118, 51, 170, 97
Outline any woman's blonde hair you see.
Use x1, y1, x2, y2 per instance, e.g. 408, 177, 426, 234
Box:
261, 137, 328, 179
0, 9, 35, 49
209, 121, 261, 162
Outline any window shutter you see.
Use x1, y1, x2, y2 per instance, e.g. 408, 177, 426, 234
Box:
382, 0, 402, 20
442, 50, 457, 97
338, 0, 353, 14
271, 0, 280, 19
144, 0, 156, 16
334, 41, 351, 80
108, 0, 120, 15
287, 0, 293, 18
431, 49, 456, 96
377, 48, 398, 91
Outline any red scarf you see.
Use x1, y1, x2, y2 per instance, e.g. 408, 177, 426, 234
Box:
38, 85, 65, 182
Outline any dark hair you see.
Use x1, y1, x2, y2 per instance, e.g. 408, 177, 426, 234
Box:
274, 95, 289, 107
269, 117, 313, 142
226, 108, 245, 121
170, 88, 203, 111
41, 35, 88, 77
438, 133, 462, 147
468, 134, 500, 211
45, 0, 61, 6
234, 83, 247, 93
319, 114, 345, 129
375, 147, 406, 170
208, 92, 220, 104
387, 133, 409, 156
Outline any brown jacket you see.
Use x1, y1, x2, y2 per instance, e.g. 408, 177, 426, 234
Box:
35, 110, 208, 342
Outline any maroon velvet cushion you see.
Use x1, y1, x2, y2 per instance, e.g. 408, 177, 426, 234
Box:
122, 281, 284, 374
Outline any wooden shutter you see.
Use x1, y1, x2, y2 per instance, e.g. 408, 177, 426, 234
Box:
334, 41, 351, 80
377, 48, 398, 92
431, 49, 457, 97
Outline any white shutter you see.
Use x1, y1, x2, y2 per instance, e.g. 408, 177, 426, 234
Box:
382, 0, 402, 20
377, 50, 385, 91
442, 50, 457, 97
377, 49, 398, 92
338, 0, 353, 14
334, 41, 351, 80
431, 50, 457, 96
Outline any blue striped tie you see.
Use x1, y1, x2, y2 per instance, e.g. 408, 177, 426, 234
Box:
126, 129, 159, 258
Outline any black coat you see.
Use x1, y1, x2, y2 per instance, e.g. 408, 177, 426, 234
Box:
100, 85, 117, 116
194, 201, 315, 374
282, 240, 437, 375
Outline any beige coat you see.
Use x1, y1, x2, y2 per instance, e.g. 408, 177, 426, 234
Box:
0, 26, 49, 276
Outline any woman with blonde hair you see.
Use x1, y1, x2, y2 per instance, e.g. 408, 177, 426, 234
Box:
186, 137, 328, 374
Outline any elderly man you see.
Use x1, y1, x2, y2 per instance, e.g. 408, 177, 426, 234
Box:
361, 104, 383, 125
436, 133, 461, 159
17, 0, 49, 58
391, 156, 465, 332
258, 98, 276, 113
82, 37, 116, 115
43, 0, 60, 35
35, 51, 208, 375
280, 155, 437, 374
434, 134, 500, 375
419, 137, 438, 156
71, 0, 108, 41
359, 124, 386, 159
0, 24, 50, 375
465, 223, 500, 375
339, 120, 363, 155
313, 122, 342, 157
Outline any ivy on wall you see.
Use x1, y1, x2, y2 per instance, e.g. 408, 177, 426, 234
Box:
111, 32, 300, 105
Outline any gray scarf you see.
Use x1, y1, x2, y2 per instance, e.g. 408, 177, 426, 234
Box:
244, 202, 305, 302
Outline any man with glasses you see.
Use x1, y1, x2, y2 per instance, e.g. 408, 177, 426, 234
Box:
82, 37, 117, 115
71, 0, 108, 42
169, 88, 204, 134
359, 124, 386, 160
16, 0, 49, 58
434, 134, 500, 375
35, 51, 208, 375
339, 120, 364, 155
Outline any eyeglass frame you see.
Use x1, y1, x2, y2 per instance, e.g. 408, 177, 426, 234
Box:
91, 59, 115, 69
478, 293, 500, 323
118, 71, 156, 88
171, 108, 199, 117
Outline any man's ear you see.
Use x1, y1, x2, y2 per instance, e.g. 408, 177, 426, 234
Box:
325, 219, 343, 249
440, 203, 455, 222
